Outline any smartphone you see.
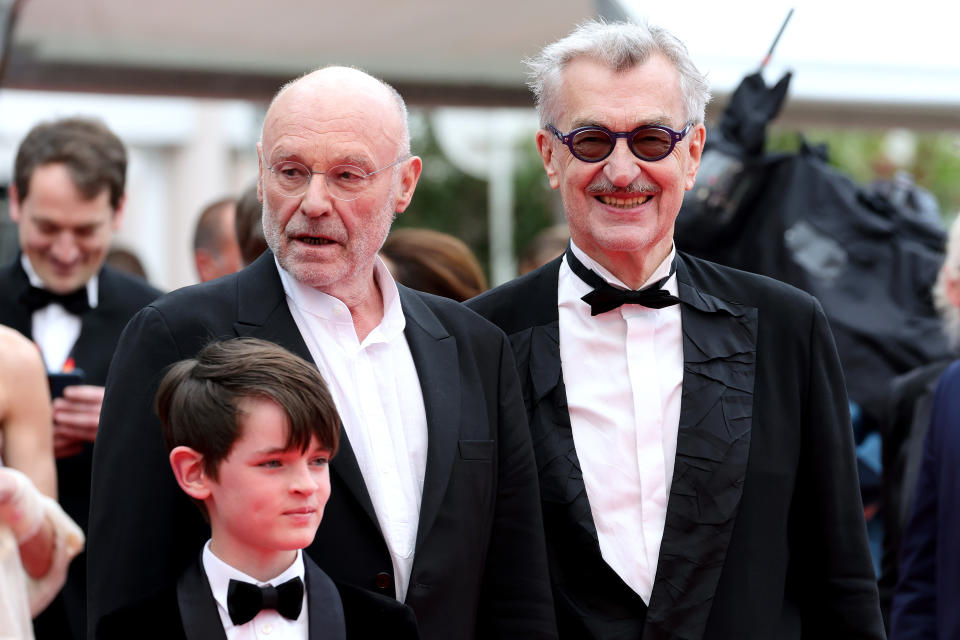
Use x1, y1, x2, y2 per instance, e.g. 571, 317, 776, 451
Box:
47, 370, 86, 399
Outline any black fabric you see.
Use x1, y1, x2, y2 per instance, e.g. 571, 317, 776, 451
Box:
226, 577, 304, 625
20, 284, 90, 314
564, 246, 680, 315
677, 72, 947, 429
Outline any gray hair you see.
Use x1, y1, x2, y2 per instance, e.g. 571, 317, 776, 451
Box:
933, 213, 960, 349
526, 20, 711, 128
263, 65, 411, 156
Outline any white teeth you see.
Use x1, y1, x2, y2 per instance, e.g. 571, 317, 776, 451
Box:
300, 237, 332, 245
598, 195, 653, 208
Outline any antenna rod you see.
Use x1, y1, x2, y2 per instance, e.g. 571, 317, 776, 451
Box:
760, 8, 794, 69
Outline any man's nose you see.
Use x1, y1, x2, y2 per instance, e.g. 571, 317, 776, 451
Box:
603, 138, 645, 188
50, 231, 80, 264
299, 173, 335, 217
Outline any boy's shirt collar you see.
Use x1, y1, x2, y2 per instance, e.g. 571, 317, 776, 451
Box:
202, 540, 308, 637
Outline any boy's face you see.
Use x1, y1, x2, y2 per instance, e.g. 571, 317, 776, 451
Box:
205, 396, 331, 572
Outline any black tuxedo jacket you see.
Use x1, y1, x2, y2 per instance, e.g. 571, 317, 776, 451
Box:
87, 251, 556, 640
467, 253, 886, 640
0, 256, 161, 640
96, 552, 419, 639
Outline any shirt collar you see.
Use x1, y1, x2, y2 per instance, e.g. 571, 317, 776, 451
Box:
21, 254, 99, 309
568, 240, 676, 292
202, 541, 305, 624
275, 256, 406, 344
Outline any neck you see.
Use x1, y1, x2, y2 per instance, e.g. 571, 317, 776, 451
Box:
316, 268, 385, 343
578, 239, 673, 290
209, 538, 297, 583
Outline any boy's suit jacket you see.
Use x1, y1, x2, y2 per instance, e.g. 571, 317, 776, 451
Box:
95, 552, 420, 639
0, 256, 161, 640
466, 252, 885, 640
87, 251, 555, 640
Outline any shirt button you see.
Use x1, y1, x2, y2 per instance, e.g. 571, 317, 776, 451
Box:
374, 571, 393, 591
261, 622, 273, 634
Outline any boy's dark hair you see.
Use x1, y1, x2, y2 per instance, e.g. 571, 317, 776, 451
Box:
14, 117, 127, 210
155, 338, 340, 481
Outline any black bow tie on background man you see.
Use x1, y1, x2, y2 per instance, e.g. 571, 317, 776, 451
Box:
227, 577, 304, 626
565, 246, 681, 316
20, 285, 91, 315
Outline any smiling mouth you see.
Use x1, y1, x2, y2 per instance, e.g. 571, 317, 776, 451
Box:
297, 237, 335, 246
596, 195, 654, 208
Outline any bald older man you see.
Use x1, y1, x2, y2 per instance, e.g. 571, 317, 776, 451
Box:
87, 67, 556, 640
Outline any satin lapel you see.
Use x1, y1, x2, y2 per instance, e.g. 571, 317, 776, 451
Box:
176, 556, 228, 640
304, 556, 347, 640
397, 287, 460, 551
645, 257, 757, 640
0, 258, 35, 337
232, 253, 378, 528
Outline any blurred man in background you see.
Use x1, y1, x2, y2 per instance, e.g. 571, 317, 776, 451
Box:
0, 117, 161, 639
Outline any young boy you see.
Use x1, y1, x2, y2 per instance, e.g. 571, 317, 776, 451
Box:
96, 338, 418, 639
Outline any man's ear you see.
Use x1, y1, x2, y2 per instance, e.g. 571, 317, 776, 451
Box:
111, 194, 127, 231
535, 130, 560, 190
256, 143, 265, 203
169, 446, 212, 501
683, 123, 707, 191
8, 185, 22, 223
393, 156, 423, 214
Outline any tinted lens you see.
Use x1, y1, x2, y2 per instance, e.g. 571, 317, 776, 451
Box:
570, 129, 615, 161
630, 127, 673, 160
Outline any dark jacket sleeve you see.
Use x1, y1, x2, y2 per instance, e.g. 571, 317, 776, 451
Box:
889, 365, 959, 639
87, 306, 209, 638
476, 330, 558, 639
794, 299, 886, 638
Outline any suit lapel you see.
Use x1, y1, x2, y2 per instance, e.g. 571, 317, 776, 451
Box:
303, 555, 347, 640
397, 286, 461, 551
498, 260, 600, 549
231, 253, 378, 528
645, 255, 757, 640
176, 556, 228, 640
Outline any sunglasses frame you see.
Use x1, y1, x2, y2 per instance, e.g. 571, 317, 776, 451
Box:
546, 122, 692, 163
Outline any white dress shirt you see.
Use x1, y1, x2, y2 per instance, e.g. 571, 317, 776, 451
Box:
278, 257, 428, 602
203, 541, 308, 640
558, 241, 683, 604
21, 255, 98, 372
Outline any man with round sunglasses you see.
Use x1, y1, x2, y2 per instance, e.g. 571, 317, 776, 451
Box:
88, 66, 556, 640
468, 20, 884, 639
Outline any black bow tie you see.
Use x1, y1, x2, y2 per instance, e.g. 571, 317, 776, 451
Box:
20, 285, 90, 315
227, 576, 304, 626
565, 246, 680, 316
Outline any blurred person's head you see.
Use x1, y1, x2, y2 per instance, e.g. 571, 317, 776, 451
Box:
9, 117, 127, 294
527, 21, 708, 286
933, 214, 960, 349
257, 66, 421, 296
193, 197, 242, 282
380, 228, 488, 302
519, 224, 570, 275
235, 182, 268, 266
106, 246, 148, 281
